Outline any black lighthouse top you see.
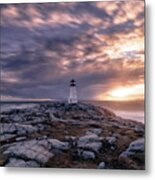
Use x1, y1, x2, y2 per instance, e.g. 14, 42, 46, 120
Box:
70, 79, 76, 86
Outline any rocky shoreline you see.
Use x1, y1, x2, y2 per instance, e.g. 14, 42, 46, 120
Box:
0, 102, 145, 169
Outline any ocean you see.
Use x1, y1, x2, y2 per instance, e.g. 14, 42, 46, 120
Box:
0, 100, 144, 124
88, 100, 144, 123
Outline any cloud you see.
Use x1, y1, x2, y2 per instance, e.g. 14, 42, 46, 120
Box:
0, 1, 144, 101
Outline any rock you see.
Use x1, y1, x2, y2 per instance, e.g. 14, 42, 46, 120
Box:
37, 135, 48, 140
0, 102, 144, 169
85, 128, 102, 136
48, 139, 69, 150
134, 125, 144, 134
45, 110, 60, 121
47, 102, 116, 120
78, 134, 100, 144
119, 138, 145, 169
64, 135, 77, 141
105, 136, 117, 145
112, 133, 121, 139
98, 162, 106, 169
0, 123, 38, 136
5, 158, 40, 167
10, 114, 23, 122
3, 139, 54, 164
0, 134, 16, 142
110, 146, 115, 150
28, 117, 46, 124
82, 142, 102, 153
130, 138, 144, 150
103, 136, 117, 151
64, 136, 77, 147
81, 150, 95, 160
16, 137, 27, 141
0, 123, 16, 134
36, 123, 45, 131
77, 134, 102, 153
119, 138, 144, 158
75, 149, 95, 160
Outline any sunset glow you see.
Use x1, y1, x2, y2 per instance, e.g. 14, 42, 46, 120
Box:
0, 1, 144, 102
120, 39, 144, 53
108, 84, 144, 101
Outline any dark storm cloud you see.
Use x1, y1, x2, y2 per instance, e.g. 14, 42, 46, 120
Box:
71, 2, 112, 21
34, 24, 87, 53
137, 11, 144, 20
0, 1, 144, 100
99, 20, 135, 35
1, 24, 34, 54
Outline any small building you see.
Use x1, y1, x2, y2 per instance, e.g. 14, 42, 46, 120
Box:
68, 79, 78, 104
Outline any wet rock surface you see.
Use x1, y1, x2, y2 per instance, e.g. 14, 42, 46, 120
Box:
0, 102, 145, 169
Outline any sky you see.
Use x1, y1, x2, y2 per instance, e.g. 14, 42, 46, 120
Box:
0, 0, 145, 101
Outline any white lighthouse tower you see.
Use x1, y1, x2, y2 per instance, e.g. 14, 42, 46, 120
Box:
68, 79, 78, 104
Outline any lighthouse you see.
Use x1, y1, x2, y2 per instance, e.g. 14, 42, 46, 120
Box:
68, 79, 78, 104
